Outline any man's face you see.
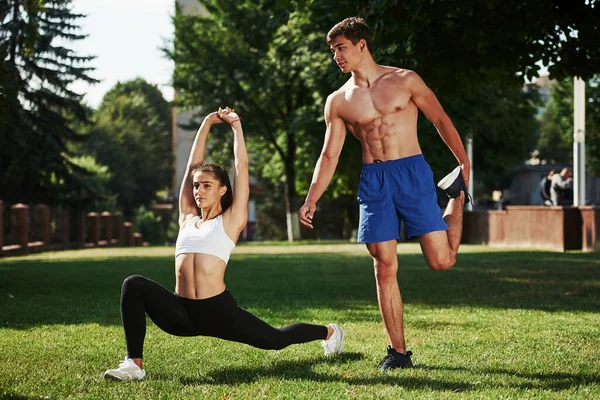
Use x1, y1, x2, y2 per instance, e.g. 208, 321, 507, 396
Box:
329, 35, 362, 73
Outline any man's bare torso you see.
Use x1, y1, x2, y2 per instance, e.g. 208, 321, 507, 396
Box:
332, 67, 422, 163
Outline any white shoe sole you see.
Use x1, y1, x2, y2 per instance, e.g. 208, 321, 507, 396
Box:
103, 370, 145, 381
104, 371, 124, 381
338, 326, 345, 354
437, 166, 461, 190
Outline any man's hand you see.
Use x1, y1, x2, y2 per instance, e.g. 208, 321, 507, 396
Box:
298, 201, 317, 229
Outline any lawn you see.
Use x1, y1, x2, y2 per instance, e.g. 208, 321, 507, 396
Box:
1, 243, 599, 399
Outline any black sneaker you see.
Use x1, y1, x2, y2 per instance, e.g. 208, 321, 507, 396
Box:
378, 346, 413, 371
437, 166, 472, 204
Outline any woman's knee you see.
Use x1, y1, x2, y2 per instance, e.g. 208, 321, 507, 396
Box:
122, 275, 148, 294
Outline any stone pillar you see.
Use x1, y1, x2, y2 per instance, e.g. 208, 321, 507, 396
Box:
86, 212, 99, 246
35, 204, 51, 245
134, 232, 142, 247
113, 212, 124, 245
57, 209, 69, 249
11, 204, 29, 251
123, 222, 134, 247
101, 212, 113, 245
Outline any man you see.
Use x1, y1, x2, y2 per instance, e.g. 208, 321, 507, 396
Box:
298, 17, 470, 371
539, 170, 555, 206
550, 168, 573, 206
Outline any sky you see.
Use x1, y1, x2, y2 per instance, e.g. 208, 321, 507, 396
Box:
68, 0, 175, 109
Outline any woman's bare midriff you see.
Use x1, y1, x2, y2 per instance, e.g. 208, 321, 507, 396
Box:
175, 253, 227, 299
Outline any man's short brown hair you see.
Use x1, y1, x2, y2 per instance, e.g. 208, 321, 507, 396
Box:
326, 17, 372, 52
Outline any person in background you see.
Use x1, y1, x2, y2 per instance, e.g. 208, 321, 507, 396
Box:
550, 168, 573, 206
539, 169, 555, 206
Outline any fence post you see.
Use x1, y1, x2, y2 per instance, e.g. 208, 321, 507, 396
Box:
133, 232, 142, 247
101, 211, 112, 246
113, 212, 123, 246
123, 222, 134, 247
35, 204, 51, 246
11, 204, 29, 253
86, 212, 99, 247
74, 211, 85, 248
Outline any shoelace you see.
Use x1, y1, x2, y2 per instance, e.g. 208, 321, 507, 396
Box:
118, 358, 137, 370
378, 354, 394, 367
322, 337, 337, 349
465, 191, 473, 205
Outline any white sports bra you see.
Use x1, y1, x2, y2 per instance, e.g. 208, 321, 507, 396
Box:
175, 214, 236, 264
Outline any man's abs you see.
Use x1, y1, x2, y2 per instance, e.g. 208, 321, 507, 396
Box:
348, 109, 422, 163
336, 74, 423, 163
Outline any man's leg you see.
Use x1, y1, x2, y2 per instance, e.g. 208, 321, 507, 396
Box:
419, 191, 465, 270
366, 240, 406, 353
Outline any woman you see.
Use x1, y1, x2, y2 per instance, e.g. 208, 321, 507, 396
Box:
104, 107, 344, 381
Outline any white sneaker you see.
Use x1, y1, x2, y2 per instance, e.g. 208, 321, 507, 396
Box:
437, 165, 462, 191
321, 324, 344, 356
103, 358, 146, 381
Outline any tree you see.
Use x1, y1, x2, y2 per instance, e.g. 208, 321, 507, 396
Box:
82, 78, 173, 216
0, 0, 98, 205
170, 0, 599, 239
537, 76, 600, 177
170, 1, 337, 241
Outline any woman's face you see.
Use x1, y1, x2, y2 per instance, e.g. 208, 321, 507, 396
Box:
192, 171, 226, 208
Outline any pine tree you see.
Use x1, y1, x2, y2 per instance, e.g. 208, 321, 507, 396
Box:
0, 0, 97, 205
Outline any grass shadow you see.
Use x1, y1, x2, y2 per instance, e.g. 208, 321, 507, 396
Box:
152, 353, 474, 392
0, 249, 598, 329
421, 365, 600, 391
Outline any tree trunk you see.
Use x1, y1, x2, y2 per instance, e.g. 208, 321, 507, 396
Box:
284, 131, 300, 242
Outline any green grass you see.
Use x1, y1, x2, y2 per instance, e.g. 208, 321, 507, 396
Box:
1, 244, 599, 399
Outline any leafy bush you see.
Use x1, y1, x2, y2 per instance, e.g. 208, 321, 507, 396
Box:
134, 206, 166, 245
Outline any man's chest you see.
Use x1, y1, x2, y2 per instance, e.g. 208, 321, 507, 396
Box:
338, 85, 412, 125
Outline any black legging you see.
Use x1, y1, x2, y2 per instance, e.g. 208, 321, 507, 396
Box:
120, 275, 328, 358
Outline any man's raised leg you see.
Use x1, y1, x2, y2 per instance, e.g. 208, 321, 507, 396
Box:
419, 191, 465, 271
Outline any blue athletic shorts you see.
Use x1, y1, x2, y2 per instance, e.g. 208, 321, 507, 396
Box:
357, 154, 448, 243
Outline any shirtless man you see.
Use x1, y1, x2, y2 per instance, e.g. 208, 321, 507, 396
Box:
298, 17, 470, 371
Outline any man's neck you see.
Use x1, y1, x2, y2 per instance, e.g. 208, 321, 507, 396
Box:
351, 59, 382, 87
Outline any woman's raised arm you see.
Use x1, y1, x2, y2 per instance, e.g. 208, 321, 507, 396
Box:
178, 112, 223, 223
218, 108, 249, 232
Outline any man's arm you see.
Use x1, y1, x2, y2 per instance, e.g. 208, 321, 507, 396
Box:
298, 93, 347, 229
407, 71, 470, 186
553, 175, 573, 190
